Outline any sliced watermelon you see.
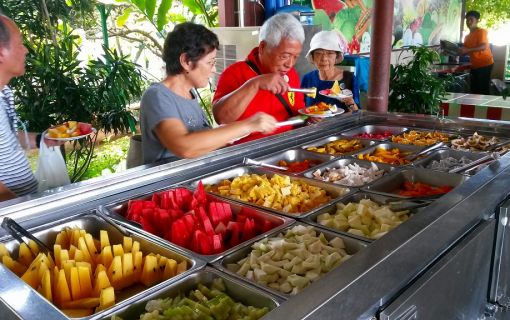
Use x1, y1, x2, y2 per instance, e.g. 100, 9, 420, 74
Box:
227, 221, 241, 247
171, 219, 191, 248
241, 218, 256, 242
261, 220, 274, 233
211, 234, 223, 253
197, 206, 214, 235
214, 222, 227, 236
151, 193, 160, 206
140, 215, 158, 235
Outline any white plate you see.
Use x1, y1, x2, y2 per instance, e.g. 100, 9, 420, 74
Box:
319, 89, 353, 100
298, 107, 345, 118
45, 127, 97, 141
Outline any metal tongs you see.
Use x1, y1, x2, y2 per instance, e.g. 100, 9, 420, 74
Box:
276, 115, 308, 127
288, 87, 317, 98
405, 142, 446, 162
1, 217, 51, 255
449, 152, 501, 174
97, 206, 132, 236
243, 157, 287, 171
386, 200, 432, 211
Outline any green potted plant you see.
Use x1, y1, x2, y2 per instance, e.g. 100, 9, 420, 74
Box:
389, 46, 454, 115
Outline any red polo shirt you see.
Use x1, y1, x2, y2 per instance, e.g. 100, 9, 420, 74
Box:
213, 47, 304, 144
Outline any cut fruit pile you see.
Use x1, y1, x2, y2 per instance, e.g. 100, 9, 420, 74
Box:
311, 162, 386, 187
125, 183, 278, 255
306, 139, 365, 155
451, 132, 508, 153
226, 225, 351, 295
47, 121, 93, 139
133, 278, 269, 320
357, 147, 412, 165
397, 181, 453, 197
303, 102, 337, 115
205, 174, 338, 214
0, 228, 187, 317
391, 130, 452, 146
317, 199, 410, 239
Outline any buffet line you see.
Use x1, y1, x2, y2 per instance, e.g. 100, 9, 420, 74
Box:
1, 111, 510, 320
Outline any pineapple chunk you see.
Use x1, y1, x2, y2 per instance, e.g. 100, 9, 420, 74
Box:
18, 243, 34, 267
2, 255, 27, 275
96, 287, 115, 312
100, 246, 113, 268
133, 251, 143, 282
122, 253, 134, 287
41, 269, 52, 302
27, 240, 40, 256
99, 230, 110, 250
70, 267, 82, 301
112, 244, 124, 257
107, 255, 123, 289
123, 237, 133, 253
54, 269, 72, 307
61, 308, 94, 317
92, 270, 111, 297
78, 266, 93, 298
176, 260, 187, 275
140, 255, 158, 286
163, 259, 177, 280
61, 297, 100, 309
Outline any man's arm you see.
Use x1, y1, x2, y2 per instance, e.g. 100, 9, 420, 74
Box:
213, 73, 289, 124
0, 182, 16, 201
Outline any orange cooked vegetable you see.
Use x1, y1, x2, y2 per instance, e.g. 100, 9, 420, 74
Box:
277, 159, 323, 173
306, 139, 364, 155
398, 181, 453, 197
391, 130, 451, 146
357, 147, 412, 165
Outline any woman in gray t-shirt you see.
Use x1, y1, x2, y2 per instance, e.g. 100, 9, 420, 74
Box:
140, 22, 277, 164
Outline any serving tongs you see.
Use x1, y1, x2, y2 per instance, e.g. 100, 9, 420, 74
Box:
1, 217, 51, 255
486, 140, 510, 152
405, 142, 446, 162
448, 152, 501, 174
288, 87, 317, 98
386, 199, 432, 211
276, 115, 308, 127
243, 157, 288, 171
97, 206, 132, 236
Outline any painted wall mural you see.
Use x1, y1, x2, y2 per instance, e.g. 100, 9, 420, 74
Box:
309, 0, 463, 54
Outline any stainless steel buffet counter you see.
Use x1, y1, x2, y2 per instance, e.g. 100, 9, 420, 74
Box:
2, 111, 510, 320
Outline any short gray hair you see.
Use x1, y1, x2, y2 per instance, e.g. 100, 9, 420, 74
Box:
259, 13, 304, 48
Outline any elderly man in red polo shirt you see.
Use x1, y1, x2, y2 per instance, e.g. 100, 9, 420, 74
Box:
212, 13, 305, 144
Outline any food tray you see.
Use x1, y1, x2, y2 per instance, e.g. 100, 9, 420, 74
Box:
340, 125, 408, 140
0, 211, 203, 320
102, 188, 293, 263
254, 149, 335, 174
306, 191, 425, 242
214, 222, 367, 299
350, 142, 425, 166
362, 168, 468, 199
390, 128, 458, 146
300, 136, 375, 156
102, 266, 282, 319
412, 148, 488, 175
301, 158, 397, 188
188, 166, 351, 219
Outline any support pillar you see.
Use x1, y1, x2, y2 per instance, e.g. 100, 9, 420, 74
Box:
367, 0, 394, 113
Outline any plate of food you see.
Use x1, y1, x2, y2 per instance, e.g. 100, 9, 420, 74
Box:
45, 121, 96, 141
319, 80, 353, 100
319, 88, 353, 100
298, 102, 345, 118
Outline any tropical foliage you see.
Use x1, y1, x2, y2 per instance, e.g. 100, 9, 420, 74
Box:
389, 46, 454, 115
466, 0, 510, 28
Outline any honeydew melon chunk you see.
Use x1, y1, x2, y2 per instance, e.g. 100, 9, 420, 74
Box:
333, 219, 350, 231
272, 249, 284, 261
268, 282, 280, 290
226, 263, 239, 272
261, 262, 280, 275
278, 268, 292, 278
348, 228, 365, 237
253, 268, 267, 282
282, 242, 298, 250
318, 233, 328, 245
372, 231, 388, 240
329, 237, 345, 249
287, 274, 310, 289
236, 261, 251, 276
321, 219, 336, 229
237, 257, 248, 265
380, 224, 392, 233
246, 270, 254, 280
324, 252, 342, 271
340, 255, 352, 263
302, 255, 321, 270
307, 240, 322, 254
305, 269, 321, 282
280, 281, 292, 293
291, 262, 306, 274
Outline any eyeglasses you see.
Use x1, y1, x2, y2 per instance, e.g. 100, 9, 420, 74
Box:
313, 50, 338, 58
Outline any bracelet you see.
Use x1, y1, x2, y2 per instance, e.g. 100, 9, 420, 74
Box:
36, 133, 42, 148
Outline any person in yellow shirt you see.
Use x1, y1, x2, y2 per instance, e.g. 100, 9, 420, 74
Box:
459, 10, 494, 95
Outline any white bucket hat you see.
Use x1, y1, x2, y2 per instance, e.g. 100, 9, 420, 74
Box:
306, 30, 343, 63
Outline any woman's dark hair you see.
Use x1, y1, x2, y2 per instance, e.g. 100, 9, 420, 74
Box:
163, 22, 219, 75
465, 11, 481, 20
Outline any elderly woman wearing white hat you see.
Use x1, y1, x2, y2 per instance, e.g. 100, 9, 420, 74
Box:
301, 31, 358, 111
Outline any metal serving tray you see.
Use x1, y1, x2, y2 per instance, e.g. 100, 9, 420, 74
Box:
0, 211, 203, 320
306, 191, 424, 242
413, 148, 488, 175
254, 149, 334, 175
363, 168, 468, 199
301, 158, 397, 188
300, 136, 376, 156
340, 125, 408, 140
350, 142, 425, 166
102, 188, 293, 263
102, 267, 282, 319
188, 166, 351, 219
214, 222, 367, 299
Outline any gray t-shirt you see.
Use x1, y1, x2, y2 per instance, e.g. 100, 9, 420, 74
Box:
140, 83, 210, 164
